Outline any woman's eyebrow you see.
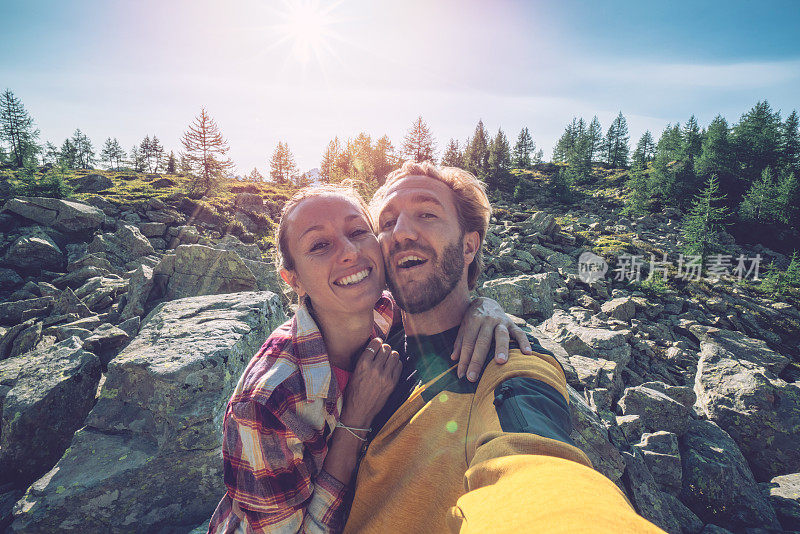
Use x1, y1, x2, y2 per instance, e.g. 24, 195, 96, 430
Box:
299, 224, 324, 239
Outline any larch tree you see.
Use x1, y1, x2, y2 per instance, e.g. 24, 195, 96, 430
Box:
631, 131, 655, 168
513, 127, 535, 169
320, 137, 341, 182
101, 137, 125, 170
604, 112, 630, 168
464, 119, 490, 179
681, 175, 730, 265
487, 128, 512, 191
269, 141, 299, 185
0, 89, 40, 167
587, 116, 603, 163
780, 110, 800, 175
695, 115, 736, 204
180, 108, 235, 196
731, 100, 782, 187
166, 151, 177, 173
441, 139, 463, 168
402, 116, 436, 163
71, 129, 95, 169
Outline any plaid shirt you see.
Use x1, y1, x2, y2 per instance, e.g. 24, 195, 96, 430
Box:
207, 292, 396, 534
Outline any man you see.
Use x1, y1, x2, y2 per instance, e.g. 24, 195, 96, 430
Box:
344, 161, 664, 533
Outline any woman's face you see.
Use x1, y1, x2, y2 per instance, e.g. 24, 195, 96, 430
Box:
281, 194, 385, 316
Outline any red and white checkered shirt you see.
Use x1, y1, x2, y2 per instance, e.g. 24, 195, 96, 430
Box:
207, 292, 396, 534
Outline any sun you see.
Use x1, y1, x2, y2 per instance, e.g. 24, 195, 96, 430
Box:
276, 0, 338, 64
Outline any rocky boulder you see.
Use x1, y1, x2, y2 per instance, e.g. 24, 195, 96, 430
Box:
568, 386, 626, 485
694, 331, 800, 480
2, 228, 64, 272
152, 244, 261, 301
1, 197, 104, 234
0, 297, 54, 326
620, 449, 682, 534
680, 419, 780, 531
763, 472, 800, 531
633, 431, 682, 495
72, 174, 113, 194
477, 272, 558, 319
10, 291, 285, 533
87, 224, 155, 270
0, 337, 101, 488
540, 309, 632, 366
617, 384, 692, 437
601, 297, 636, 323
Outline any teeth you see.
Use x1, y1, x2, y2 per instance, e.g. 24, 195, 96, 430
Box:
336, 268, 370, 286
398, 255, 425, 267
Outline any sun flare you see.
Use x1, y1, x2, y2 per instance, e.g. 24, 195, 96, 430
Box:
277, 0, 338, 64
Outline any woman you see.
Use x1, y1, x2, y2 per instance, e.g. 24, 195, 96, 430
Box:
208, 185, 527, 534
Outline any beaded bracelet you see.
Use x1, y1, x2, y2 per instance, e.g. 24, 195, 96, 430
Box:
335, 422, 371, 442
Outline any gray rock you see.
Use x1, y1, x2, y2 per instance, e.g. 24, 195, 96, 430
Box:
0, 337, 101, 488
74, 276, 128, 312
216, 235, 264, 262
116, 316, 140, 338
138, 222, 166, 237
3, 228, 63, 272
618, 385, 691, 437
72, 173, 113, 193
153, 244, 259, 301
0, 297, 54, 326
568, 355, 621, 396
763, 472, 800, 531
690, 326, 789, 375
660, 492, 703, 534
698, 526, 733, 533
568, 385, 626, 485
0, 268, 23, 291
616, 414, 643, 443
10, 291, 285, 533
167, 224, 200, 246
694, 336, 800, 480
87, 224, 155, 269
1, 197, 104, 234
82, 323, 130, 367
35, 282, 59, 298
52, 265, 110, 289
541, 309, 632, 366
9, 322, 42, 359
241, 258, 284, 297
521, 211, 557, 235
120, 264, 154, 320
620, 449, 683, 534
679, 419, 780, 531
477, 272, 558, 318
639, 381, 696, 410
50, 287, 93, 318
66, 253, 113, 273
634, 431, 682, 495
601, 297, 636, 323
0, 320, 36, 360
144, 207, 183, 224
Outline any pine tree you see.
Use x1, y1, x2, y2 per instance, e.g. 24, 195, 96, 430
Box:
101, 138, 116, 169
682, 175, 730, 265
604, 112, 630, 168
60, 138, 78, 169
695, 116, 736, 203
42, 142, 60, 165
0, 89, 40, 167
129, 145, 145, 172
623, 162, 651, 215
269, 141, 299, 184
780, 110, 800, 175
320, 137, 341, 182
464, 119, 490, 179
513, 127, 535, 168
402, 116, 436, 163
487, 128, 512, 191
166, 151, 176, 174
550, 166, 572, 202
372, 135, 397, 185
246, 167, 264, 181
587, 116, 603, 163
149, 136, 164, 173
777, 171, 799, 226
732, 100, 782, 186
180, 108, 235, 196
631, 131, 655, 168
552, 119, 577, 164
441, 139, 463, 168
71, 129, 95, 168
738, 167, 782, 224
649, 124, 683, 207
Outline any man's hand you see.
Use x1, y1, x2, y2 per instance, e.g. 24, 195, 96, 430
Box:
451, 297, 534, 382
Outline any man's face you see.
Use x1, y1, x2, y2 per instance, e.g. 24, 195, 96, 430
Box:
375, 175, 471, 314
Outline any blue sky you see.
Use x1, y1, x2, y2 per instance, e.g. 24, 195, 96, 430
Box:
1, 0, 798, 173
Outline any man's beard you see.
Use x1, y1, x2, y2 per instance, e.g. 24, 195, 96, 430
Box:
386, 239, 464, 314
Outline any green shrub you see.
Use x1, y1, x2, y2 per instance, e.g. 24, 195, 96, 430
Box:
13, 166, 73, 199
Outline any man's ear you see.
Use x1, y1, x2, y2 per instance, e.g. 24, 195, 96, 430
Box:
462, 231, 480, 264
280, 268, 305, 297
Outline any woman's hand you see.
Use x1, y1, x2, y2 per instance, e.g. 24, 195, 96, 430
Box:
452, 297, 534, 382
341, 338, 402, 428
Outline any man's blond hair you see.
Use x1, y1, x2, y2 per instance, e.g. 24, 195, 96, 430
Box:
370, 160, 491, 290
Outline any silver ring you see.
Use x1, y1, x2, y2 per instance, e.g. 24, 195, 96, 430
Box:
365, 346, 377, 355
